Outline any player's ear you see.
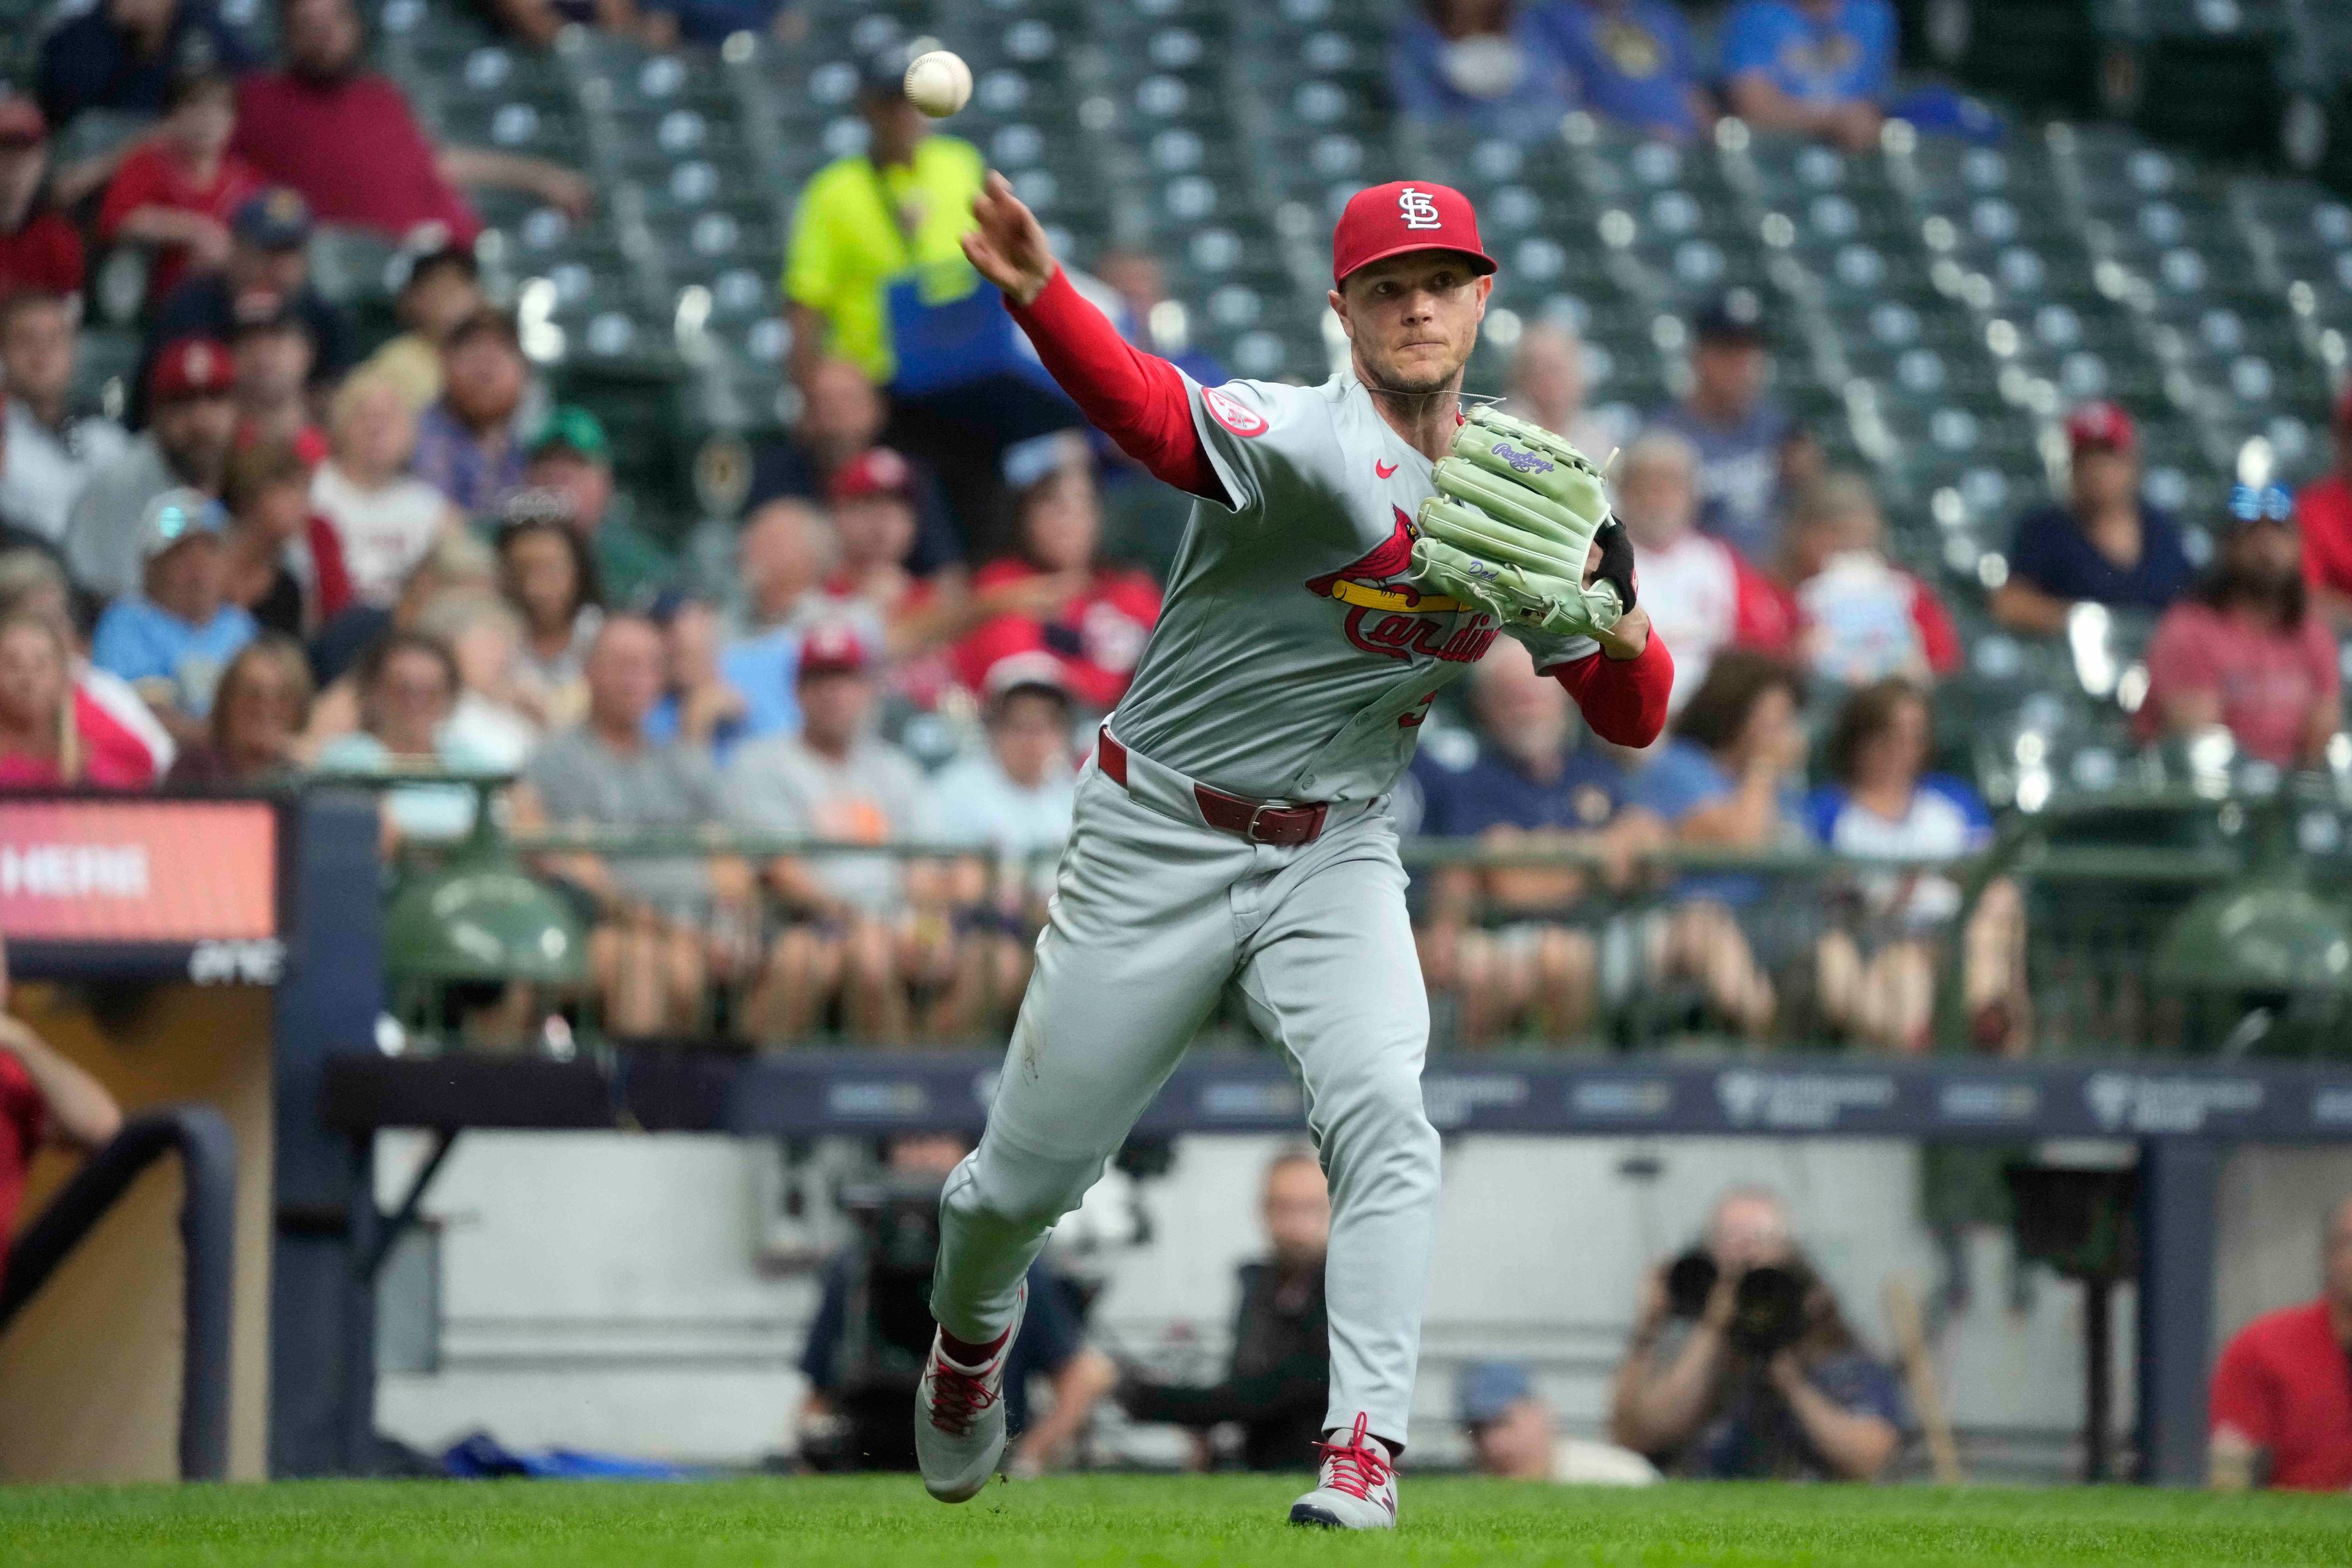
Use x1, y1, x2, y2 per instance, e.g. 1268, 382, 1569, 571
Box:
1473, 274, 1493, 317
1327, 287, 1352, 339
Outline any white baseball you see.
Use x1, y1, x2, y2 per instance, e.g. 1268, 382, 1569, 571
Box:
904, 50, 973, 119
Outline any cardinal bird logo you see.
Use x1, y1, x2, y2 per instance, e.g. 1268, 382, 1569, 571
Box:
1303, 508, 1498, 664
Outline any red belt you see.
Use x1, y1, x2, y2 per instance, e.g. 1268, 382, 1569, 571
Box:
1098, 730, 1330, 847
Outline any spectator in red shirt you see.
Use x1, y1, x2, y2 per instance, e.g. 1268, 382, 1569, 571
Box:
96, 70, 262, 309
1762, 472, 1961, 688
0, 607, 160, 788
2294, 385, 2352, 630
0, 548, 173, 782
0, 933, 125, 1295
2210, 1194, 2352, 1491
232, 0, 589, 247
0, 99, 83, 304
951, 462, 1160, 712
2138, 487, 2343, 769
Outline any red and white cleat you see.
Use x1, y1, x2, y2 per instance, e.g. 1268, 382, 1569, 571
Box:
1289, 1412, 1398, 1529
914, 1283, 1027, 1502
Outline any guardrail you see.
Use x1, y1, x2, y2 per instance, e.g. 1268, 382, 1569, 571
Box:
0, 1106, 238, 1481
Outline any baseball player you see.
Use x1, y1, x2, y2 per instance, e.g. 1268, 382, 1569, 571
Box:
916, 172, 1674, 1528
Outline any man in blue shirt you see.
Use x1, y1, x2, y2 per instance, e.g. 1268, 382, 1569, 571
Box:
1543, 0, 1713, 142
1990, 400, 2194, 634
1412, 638, 1638, 1043
1390, 0, 1580, 147
90, 486, 256, 744
1648, 294, 1809, 568
1719, 0, 1896, 153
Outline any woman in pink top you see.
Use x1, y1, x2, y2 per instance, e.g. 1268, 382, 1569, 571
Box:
0, 611, 153, 789
2139, 486, 2344, 769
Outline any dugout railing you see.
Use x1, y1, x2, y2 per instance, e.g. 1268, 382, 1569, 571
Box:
58, 781, 2334, 1481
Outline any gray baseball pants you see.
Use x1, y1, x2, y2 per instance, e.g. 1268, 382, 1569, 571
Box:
929, 751, 1441, 1450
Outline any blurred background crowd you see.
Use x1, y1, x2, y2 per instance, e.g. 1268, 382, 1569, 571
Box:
0, 0, 2348, 1054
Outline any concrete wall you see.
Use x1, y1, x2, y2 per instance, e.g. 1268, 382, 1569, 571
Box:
368, 1125, 2329, 1477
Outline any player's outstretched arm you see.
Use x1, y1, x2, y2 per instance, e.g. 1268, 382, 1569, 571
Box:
1553, 625, 1673, 748
962, 172, 1227, 505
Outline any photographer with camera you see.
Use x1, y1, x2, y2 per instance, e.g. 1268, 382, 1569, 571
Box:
1609, 1188, 1905, 1480
797, 1132, 1115, 1477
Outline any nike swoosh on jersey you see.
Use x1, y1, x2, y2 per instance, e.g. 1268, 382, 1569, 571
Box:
1374, 460, 1397, 478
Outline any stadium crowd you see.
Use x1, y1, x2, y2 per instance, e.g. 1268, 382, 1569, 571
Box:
0, 0, 2343, 1054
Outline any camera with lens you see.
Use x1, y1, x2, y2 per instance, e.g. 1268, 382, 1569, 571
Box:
1664, 1248, 1811, 1357
798, 1174, 950, 1473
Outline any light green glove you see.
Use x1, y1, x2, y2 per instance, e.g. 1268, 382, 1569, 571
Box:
1412, 405, 1621, 638
1411, 534, 1623, 639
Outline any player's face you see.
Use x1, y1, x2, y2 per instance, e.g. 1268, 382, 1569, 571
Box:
1331, 252, 1490, 396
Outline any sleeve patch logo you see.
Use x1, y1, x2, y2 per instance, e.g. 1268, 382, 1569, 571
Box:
1204, 385, 1270, 438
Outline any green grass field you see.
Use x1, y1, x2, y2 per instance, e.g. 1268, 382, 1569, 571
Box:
4, 1476, 2350, 1567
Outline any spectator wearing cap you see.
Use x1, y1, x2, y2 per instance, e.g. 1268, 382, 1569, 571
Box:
1458, 1360, 1660, 1483
951, 464, 1159, 712
513, 614, 760, 1035
1991, 401, 2194, 635
1647, 295, 1809, 568
311, 371, 462, 609
228, 292, 327, 466
0, 548, 173, 781
232, 0, 590, 247
721, 497, 837, 742
410, 308, 530, 516
747, 355, 966, 575
0, 100, 83, 303
1390, 0, 1578, 147
1542, 0, 1712, 142
2293, 386, 2352, 630
724, 619, 949, 1041
36, 0, 254, 128
1412, 636, 1649, 1043
496, 499, 603, 731
357, 246, 486, 414
95, 69, 262, 310
140, 186, 355, 423
1719, 0, 1896, 155
64, 336, 237, 600
783, 48, 984, 388
0, 292, 132, 546
1613, 428, 1783, 710
929, 658, 1076, 1031
220, 438, 349, 636
91, 486, 258, 742
2138, 486, 2342, 770
522, 405, 667, 607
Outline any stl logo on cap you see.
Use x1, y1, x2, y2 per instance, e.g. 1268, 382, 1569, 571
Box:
1397, 187, 1442, 230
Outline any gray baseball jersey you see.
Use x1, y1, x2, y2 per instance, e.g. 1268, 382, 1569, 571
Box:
929, 369, 1580, 1457
1110, 371, 1597, 802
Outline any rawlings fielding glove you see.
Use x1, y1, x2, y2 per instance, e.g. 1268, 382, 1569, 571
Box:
1411, 405, 1626, 638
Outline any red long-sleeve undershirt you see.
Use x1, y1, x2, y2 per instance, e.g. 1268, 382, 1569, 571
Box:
1003, 266, 1676, 750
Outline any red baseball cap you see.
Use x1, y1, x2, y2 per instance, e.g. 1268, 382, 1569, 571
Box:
0, 97, 46, 146
829, 446, 916, 504
2065, 400, 2137, 455
1331, 181, 1496, 288
148, 337, 235, 402
796, 619, 873, 679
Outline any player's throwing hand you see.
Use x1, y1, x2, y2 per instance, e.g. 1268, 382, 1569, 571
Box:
961, 170, 1055, 307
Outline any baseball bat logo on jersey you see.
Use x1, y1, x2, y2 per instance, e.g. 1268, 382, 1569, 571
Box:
1203, 385, 1270, 438
1303, 508, 1499, 664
